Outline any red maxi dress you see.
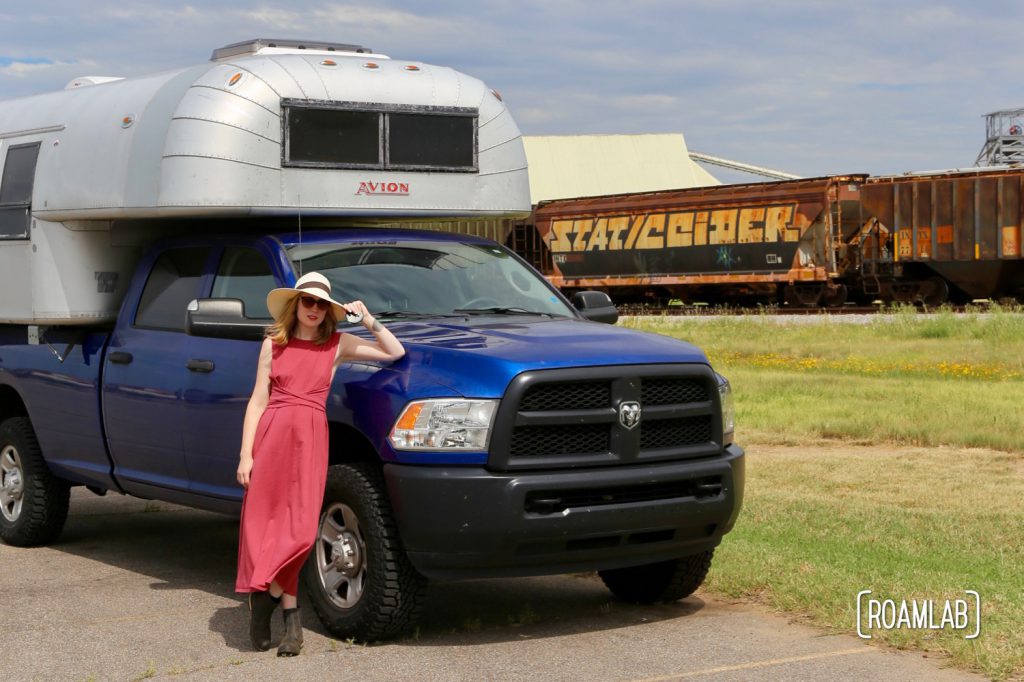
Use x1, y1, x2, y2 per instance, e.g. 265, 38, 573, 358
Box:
236, 332, 340, 595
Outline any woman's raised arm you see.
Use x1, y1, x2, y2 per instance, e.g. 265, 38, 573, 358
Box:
335, 300, 405, 365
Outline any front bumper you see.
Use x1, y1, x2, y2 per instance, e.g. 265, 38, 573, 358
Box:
384, 444, 744, 580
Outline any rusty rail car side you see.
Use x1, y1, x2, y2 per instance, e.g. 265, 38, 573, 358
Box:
861, 169, 1024, 301
532, 176, 866, 305
527, 169, 1024, 305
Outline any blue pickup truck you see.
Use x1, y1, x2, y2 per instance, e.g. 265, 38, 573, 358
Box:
0, 227, 744, 640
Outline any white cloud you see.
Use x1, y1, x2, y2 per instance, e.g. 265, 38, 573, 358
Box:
0, 59, 76, 78
0, 0, 1018, 175
311, 5, 444, 31
0, 62, 53, 77
610, 94, 679, 110
515, 107, 566, 125
239, 7, 304, 26
102, 4, 203, 21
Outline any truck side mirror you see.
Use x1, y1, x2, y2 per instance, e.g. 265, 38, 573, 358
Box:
186, 298, 269, 341
571, 291, 618, 324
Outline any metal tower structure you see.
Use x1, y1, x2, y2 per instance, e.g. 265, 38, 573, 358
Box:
975, 108, 1024, 166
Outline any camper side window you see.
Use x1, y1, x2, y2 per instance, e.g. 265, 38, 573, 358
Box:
0, 142, 41, 240
212, 247, 275, 319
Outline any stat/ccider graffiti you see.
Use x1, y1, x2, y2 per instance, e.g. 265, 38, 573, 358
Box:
546, 205, 799, 253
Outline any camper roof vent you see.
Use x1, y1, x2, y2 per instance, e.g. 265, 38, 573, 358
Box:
65, 76, 125, 89
211, 39, 373, 61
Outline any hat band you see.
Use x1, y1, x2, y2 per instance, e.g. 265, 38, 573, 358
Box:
296, 280, 332, 294
296, 289, 332, 301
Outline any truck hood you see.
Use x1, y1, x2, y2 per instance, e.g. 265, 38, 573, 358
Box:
376, 316, 709, 398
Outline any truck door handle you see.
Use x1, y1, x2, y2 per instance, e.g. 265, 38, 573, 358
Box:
108, 351, 133, 364
186, 359, 216, 373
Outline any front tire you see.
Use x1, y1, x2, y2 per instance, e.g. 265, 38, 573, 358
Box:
302, 462, 426, 641
0, 417, 70, 546
599, 549, 714, 603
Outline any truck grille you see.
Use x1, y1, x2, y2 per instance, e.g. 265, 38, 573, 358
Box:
491, 365, 722, 471
641, 378, 708, 405
639, 417, 712, 450
518, 381, 610, 411
510, 423, 610, 458
523, 475, 724, 515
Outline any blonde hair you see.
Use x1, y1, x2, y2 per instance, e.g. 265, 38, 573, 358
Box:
266, 294, 338, 346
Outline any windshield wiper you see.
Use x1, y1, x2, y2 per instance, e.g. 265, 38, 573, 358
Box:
373, 310, 428, 319
373, 310, 464, 320
453, 307, 561, 317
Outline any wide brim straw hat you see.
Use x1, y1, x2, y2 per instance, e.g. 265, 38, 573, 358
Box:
266, 271, 346, 321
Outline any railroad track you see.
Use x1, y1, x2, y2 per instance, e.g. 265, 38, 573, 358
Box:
616, 304, 979, 317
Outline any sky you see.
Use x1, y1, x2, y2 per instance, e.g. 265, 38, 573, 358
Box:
1, 1, 1020, 182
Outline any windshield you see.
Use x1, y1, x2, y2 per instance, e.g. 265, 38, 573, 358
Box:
287, 239, 575, 318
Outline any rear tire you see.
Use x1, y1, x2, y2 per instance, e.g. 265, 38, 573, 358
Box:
0, 417, 70, 547
302, 462, 426, 641
599, 549, 714, 603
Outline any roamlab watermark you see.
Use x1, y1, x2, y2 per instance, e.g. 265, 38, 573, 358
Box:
856, 590, 981, 639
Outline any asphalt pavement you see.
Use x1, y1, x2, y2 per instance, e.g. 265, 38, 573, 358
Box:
0, 488, 982, 681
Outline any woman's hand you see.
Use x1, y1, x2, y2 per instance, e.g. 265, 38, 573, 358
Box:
343, 300, 376, 330
237, 454, 254, 489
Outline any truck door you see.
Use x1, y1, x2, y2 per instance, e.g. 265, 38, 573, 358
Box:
102, 247, 211, 496
182, 245, 278, 501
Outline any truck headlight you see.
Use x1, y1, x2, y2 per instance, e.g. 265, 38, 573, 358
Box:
717, 376, 735, 445
390, 399, 498, 451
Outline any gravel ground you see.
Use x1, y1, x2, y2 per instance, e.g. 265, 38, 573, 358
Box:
0, 482, 984, 681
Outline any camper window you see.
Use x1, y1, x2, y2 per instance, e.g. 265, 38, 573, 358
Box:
283, 101, 477, 172
287, 108, 381, 166
0, 142, 41, 240
388, 113, 475, 169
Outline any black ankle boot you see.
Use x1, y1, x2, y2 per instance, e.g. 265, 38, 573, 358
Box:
248, 591, 280, 651
277, 607, 303, 657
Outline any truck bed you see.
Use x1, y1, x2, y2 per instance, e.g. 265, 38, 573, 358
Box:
0, 325, 115, 490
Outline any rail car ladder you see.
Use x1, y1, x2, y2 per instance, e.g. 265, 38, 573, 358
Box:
850, 217, 890, 296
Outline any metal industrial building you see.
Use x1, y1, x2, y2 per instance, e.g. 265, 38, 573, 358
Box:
522, 133, 719, 204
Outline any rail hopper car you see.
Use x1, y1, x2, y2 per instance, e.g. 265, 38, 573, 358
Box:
858, 169, 1024, 304
526, 169, 1024, 306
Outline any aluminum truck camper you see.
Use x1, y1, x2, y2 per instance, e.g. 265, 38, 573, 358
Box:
0, 38, 530, 325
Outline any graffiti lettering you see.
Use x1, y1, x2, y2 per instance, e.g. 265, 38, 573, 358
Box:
547, 204, 799, 253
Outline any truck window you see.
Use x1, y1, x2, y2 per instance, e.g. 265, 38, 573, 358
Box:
0, 142, 41, 240
290, 239, 573, 317
211, 247, 275, 319
135, 248, 210, 331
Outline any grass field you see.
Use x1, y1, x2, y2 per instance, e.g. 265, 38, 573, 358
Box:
628, 308, 1024, 680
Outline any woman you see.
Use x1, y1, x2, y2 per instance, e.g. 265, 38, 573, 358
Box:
234, 271, 405, 656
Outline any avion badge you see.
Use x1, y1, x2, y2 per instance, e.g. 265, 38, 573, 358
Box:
355, 181, 410, 196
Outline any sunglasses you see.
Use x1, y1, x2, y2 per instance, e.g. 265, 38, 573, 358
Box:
299, 295, 331, 311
